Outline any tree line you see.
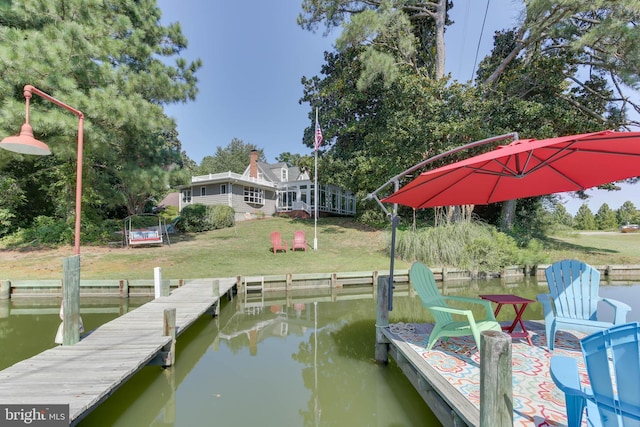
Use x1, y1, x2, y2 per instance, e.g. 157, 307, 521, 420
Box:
556, 201, 640, 231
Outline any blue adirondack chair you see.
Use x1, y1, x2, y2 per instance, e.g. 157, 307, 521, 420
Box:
537, 259, 631, 350
550, 322, 640, 427
409, 262, 502, 351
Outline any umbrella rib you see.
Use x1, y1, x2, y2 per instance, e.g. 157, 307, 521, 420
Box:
415, 167, 480, 208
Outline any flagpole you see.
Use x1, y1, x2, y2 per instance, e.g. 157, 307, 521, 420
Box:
313, 108, 319, 251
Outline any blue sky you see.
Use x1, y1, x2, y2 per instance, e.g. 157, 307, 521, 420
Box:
157, 0, 640, 215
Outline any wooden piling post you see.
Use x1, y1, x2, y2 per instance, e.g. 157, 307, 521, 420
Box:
0, 281, 9, 319
162, 308, 176, 367
63, 255, 81, 346
0, 280, 10, 300
375, 275, 390, 364
480, 330, 513, 427
119, 279, 129, 298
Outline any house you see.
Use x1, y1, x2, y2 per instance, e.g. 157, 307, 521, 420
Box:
178, 150, 356, 221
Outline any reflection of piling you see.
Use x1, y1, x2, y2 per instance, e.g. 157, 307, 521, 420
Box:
0, 298, 9, 318
375, 275, 390, 363
249, 329, 258, 356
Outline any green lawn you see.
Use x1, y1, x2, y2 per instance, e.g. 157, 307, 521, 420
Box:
544, 231, 640, 266
0, 217, 406, 280
1, 217, 638, 281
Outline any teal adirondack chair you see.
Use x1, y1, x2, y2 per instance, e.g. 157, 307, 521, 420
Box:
550, 322, 640, 427
409, 262, 502, 351
537, 259, 631, 351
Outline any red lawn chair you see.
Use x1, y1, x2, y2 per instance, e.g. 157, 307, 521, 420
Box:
270, 231, 288, 254
291, 230, 307, 252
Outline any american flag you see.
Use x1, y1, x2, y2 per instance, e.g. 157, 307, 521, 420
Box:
314, 118, 323, 151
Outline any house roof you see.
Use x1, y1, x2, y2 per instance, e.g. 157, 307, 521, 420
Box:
178, 159, 310, 190
159, 192, 179, 207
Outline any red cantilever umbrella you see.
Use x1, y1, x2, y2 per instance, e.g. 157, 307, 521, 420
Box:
382, 130, 640, 208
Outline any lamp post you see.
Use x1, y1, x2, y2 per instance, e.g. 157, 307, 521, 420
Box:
0, 85, 84, 255
0, 85, 84, 345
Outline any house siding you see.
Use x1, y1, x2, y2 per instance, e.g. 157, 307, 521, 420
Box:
178, 155, 355, 221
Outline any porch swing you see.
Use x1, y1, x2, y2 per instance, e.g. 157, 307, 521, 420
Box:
124, 214, 170, 247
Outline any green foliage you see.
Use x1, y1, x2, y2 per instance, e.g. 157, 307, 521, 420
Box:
2, 215, 121, 248
617, 201, 639, 225
179, 204, 209, 232
394, 222, 519, 273
195, 139, 264, 175
26, 216, 73, 245
0, 174, 26, 236
211, 205, 235, 229
553, 204, 574, 228
179, 204, 235, 232
595, 203, 619, 230
159, 206, 180, 224
574, 204, 597, 230
357, 209, 387, 227
0, 209, 15, 237
516, 239, 551, 267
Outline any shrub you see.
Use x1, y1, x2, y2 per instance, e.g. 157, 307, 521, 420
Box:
211, 205, 235, 229
179, 204, 211, 232
179, 204, 235, 232
15, 216, 73, 246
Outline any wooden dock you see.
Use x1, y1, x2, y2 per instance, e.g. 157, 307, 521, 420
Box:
0, 278, 235, 426
379, 320, 587, 427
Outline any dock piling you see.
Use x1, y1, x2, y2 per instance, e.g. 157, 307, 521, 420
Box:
375, 275, 390, 363
0, 280, 10, 300
479, 330, 513, 427
161, 308, 176, 367
62, 255, 81, 346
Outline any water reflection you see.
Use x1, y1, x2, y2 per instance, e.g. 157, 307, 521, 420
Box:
0, 297, 150, 370
77, 292, 437, 426
3, 278, 640, 426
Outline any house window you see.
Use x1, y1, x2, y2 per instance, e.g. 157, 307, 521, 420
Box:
220, 184, 227, 194
182, 189, 192, 203
244, 186, 264, 204
281, 168, 288, 182
200, 187, 206, 196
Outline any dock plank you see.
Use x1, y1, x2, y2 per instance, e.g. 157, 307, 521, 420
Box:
0, 278, 236, 426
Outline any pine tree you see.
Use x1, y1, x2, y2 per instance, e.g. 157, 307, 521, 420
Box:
574, 204, 597, 230
0, 0, 202, 226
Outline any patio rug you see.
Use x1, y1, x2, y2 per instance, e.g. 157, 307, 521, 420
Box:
387, 321, 589, 427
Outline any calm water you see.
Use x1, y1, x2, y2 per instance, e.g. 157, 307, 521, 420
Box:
2, 278, 640, 427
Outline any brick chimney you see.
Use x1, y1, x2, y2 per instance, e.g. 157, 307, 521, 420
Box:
249, 150, 258, 179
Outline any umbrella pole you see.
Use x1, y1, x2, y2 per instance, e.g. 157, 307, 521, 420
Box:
388, 211, 398, 311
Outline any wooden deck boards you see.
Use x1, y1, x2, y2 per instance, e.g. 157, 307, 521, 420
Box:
382, 321, 585, 427
0, 278, 236, 426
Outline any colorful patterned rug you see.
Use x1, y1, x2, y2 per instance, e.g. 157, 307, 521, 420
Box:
387, 321, 589, 427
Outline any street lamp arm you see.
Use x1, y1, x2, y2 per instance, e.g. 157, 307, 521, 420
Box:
24, 85, 84, 119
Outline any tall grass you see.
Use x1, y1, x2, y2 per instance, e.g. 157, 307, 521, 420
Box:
394, 222, 520, 272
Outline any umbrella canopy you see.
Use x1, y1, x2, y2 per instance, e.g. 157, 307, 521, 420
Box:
382, 130, 640, 209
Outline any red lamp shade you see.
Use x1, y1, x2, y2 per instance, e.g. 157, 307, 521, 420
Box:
0, 123, 51, 156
